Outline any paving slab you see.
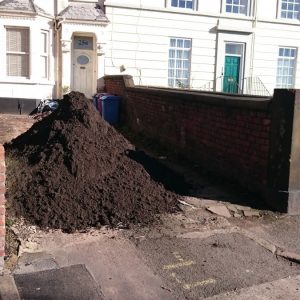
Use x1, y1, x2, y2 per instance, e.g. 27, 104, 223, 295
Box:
243, 210, 260, 217
0, 114, 33, 144
206, 274, 300, 300
14, 264, 104, 300
13, 231, 174, 300
244, 216, 300, 255
183, 197, 223, 208
14, 252, 59, 275
206, 205, 231, 218
0, 275, 20, 300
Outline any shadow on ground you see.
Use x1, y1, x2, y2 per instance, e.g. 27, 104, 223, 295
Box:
126, 149, 190, 195
120, 128, 271, 212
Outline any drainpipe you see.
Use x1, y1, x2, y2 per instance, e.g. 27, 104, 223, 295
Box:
250, 0, 258, 79
54, 17, 64, 99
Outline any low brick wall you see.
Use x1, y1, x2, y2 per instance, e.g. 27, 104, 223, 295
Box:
0, 145, 5, 272
104, 75, 300, 214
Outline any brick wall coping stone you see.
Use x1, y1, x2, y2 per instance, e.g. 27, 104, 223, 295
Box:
103, 75, 272, 111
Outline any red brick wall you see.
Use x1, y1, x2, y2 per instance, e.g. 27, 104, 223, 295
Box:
0, 145, 5, 271
104, 75, 272, 192
126, 90, 271, 186
104, 75, 133, 96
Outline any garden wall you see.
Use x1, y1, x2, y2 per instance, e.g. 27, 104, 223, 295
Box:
104, 75, 300, 214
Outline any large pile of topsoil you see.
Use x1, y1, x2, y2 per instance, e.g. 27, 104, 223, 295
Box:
5, 92, 180, 232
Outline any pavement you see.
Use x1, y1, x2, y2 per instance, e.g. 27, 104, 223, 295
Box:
0, 114, 33, 145
1, 200, 300, 300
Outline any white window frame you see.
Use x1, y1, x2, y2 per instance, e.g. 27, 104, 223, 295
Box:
278, 0, 300, 20
41, 30, 49, 79
6, 27, 30, 78
168, 37, 192, 88
223, 0, 251, 16
168, 0, 196, 10
276, 47, 297, 88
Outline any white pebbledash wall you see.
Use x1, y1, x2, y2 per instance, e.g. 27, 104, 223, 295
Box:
104, 0, 300, 93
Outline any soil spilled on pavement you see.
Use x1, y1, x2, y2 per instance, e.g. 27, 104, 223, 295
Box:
5, 92, 180, 232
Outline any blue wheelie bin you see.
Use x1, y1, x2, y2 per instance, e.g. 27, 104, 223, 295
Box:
101, 95, 121, 125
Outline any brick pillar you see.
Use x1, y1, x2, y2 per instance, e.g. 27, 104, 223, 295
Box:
103, 75, 134, 96
0, 145, 5, 271
267, 89, 300, 213
104, 75, 134, 124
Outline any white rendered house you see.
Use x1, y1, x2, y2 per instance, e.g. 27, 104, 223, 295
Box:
0, 0, 108, 113
105, 0, 300, 95
0, 0, 300, 113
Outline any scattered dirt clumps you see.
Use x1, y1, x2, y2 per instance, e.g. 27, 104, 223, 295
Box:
5, 92, 180, 232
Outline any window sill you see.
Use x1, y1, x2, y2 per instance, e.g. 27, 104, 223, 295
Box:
277, 17, 300, 24
0, 77, 55, 85
221, 12, 253, 19
167, 6, 196, 12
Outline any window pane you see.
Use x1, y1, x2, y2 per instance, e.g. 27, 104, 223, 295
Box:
41, 32, 47, 54
169, 49, 175, 58
7, 54, 29, 77
183, 51, 190, 59
226, 43, 243, 55
171, 0, 178, 6
177, 39, 183, 48
226, 5, 232, 12
183, 60, 189, 68
169, 59, 175, 68
279, 48, 284, 56
171, 0, 193, 9
176, 60, 182, 68
186, 1, 193, 8
41, 56, 47, 78
6, 28, 29, 52
184, 40, 191, 48
180, 0, 186, 7
176, 50, 183, 58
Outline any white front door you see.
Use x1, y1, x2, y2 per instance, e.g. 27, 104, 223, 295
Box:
72, 36, 95, 98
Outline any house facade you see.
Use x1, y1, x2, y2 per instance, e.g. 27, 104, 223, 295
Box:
105, 0, 300, 95
0, 0, 108, 113
0, 0, 300, 113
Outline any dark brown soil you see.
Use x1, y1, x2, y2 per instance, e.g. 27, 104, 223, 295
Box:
4, 92, 180, 232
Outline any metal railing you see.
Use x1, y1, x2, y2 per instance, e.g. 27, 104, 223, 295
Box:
242, 77, 271, 96
198, 76, 271, 96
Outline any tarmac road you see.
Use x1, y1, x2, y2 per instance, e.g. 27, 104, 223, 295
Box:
134, 231, 300, 299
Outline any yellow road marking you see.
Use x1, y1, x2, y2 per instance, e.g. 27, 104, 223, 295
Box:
173, 251, 184, 262
163, 260, 196, 270
170, 272, 182, 283
183, 278, 216, 290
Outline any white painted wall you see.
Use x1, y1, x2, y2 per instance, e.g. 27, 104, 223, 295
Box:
33, 0, 55, 14
105, 6, 218, 87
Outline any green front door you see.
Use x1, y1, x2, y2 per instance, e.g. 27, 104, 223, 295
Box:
223, 56, 240, 93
